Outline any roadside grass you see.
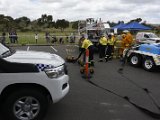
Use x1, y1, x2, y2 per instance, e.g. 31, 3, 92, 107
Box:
5, 31, 79, 45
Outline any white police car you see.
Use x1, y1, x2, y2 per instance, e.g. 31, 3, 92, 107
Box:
0, 43, 69, 120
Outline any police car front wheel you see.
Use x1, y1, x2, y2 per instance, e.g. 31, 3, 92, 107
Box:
3, 88, 48, 120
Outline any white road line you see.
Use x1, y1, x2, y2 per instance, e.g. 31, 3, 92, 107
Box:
74, 45, 79, 47
50, 46, 58, 52
27, 46, 30, 51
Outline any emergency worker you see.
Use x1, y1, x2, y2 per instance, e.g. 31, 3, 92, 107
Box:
76, 34, 94, 66
121, 30, 133, 56
105, 33, 115, 61
78, 34, 85, 51
98, 34, 107, 62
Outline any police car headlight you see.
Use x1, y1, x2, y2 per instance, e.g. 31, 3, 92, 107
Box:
45, 65, 65, 78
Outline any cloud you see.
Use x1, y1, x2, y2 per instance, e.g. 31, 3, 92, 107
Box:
120, 0, 160, 4
0, 0, 159, 24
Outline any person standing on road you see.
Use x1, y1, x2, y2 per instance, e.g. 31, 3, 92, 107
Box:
121, 30, 133, 56
98, 34, 107, 62
105, 33, 115, 61
76, 34, 95, 66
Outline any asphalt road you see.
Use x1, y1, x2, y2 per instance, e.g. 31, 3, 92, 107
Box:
2, 45, 160, 120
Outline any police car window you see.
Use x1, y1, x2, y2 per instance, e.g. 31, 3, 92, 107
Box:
144, 34, 149, 38
0, 43, 12, 58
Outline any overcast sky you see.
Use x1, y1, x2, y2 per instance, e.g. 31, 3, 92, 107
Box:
0, 0, 160, 24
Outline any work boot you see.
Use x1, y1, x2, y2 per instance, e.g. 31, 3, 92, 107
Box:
105, 57, 108, 62
108, 56, 113, 60
90, 61, 94, 66
98, 59, 103, 62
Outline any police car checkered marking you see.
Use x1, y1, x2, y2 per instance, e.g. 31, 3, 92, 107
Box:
36, 64, 54, 71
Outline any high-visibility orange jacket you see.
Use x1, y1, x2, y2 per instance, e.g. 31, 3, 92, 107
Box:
122, 32, 133, 48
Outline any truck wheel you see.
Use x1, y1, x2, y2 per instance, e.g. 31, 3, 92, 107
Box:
129, 54, 142, 67
143, 57, 156, 71
3, 88, 48, 120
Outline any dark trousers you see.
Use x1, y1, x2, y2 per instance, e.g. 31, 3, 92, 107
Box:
106, 45, 114, 57
99, 44, 107, 59
83, 45, 94, 63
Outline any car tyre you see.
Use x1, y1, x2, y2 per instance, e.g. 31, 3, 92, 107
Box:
3, 88, 48, 120
143, 57, 156, 71
129, 54, 142, 67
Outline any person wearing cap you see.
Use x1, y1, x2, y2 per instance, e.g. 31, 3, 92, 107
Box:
76, 34, 95, 66
105, 33, 115, 61
98, 33, 107, 62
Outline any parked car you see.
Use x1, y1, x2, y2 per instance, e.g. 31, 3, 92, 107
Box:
136, 32, 160, 44
0, 43, 69, 120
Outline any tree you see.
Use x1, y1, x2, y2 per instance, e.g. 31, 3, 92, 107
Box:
129, 18, 142, 23
72, 21, 79, 29
47, 15, 53, 23
15, 17, 31, 27
41, 14, 48, 23
47, 15, 53, 28
55, 19, 69, 32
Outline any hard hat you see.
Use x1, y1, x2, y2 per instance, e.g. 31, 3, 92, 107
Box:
123, 30, 129, 33
110, 33, 114, 36
84, 34, 88, 39
81, 34, 85, 38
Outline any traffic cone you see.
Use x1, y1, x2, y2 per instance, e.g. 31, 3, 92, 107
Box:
82, 49, 92, 79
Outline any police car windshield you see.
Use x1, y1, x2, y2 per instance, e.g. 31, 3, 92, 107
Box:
0, 43, 11, 58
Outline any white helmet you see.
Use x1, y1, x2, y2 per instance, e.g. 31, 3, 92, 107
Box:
110, 33, 114, 36
84, 34, 88, 39
123, 30, 129, 33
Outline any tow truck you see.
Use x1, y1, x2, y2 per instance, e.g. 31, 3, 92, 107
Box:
123, 43, 160, 71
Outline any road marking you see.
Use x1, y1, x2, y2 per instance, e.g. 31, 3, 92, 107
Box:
27, 46, 30, 51
50, 46, 58, 52
74, 45, 79, 47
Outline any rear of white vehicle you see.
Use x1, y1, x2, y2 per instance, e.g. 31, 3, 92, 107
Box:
124, 43, 160, 71
0, 43, 69, 120
136, 32, 160, 44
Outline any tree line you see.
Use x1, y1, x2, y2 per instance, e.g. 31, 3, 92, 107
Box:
0, 14, 71, 32
0, 14, 159, 34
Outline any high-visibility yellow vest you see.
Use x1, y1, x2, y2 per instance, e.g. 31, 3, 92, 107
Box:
81, 39, 93, 49
99, 36, 107, 45
107, 37, 115, 45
